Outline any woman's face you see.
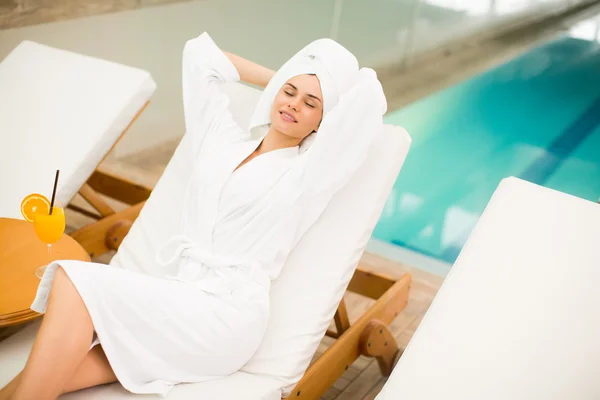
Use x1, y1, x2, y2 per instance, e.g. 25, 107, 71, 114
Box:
269, 74, 323, 141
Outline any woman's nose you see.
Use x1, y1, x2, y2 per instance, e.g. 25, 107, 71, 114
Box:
288, 97, 301, 110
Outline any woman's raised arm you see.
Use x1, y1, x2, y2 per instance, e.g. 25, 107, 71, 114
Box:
222, 51, 275, 89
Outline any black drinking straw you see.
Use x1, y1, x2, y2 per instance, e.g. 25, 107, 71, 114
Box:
49, 170, 59, 215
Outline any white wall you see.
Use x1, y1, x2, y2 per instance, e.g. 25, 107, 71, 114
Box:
0, 0, 593, 157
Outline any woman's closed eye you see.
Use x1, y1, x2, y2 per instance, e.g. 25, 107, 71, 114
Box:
284, 91, 314, 108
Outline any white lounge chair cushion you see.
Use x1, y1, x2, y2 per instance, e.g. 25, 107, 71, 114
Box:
0, 82, 411, 399
377, 177, 600, 400
0, 40, 156, 219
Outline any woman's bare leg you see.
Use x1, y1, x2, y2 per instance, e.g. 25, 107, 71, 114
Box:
12, 267, 95, 399
61, 345, 117, 394
0, 374, 20, 400
0, 345, 116, 399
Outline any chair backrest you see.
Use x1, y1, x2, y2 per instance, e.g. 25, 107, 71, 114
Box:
0, 40, 156, 219
111, 81, 412, 393
377, 177, 600, 400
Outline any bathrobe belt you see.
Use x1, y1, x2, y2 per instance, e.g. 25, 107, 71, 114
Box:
156, 235, 270, 295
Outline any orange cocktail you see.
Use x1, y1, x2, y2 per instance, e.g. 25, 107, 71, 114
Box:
21, 192, 66, 278
33, 205, 65, 244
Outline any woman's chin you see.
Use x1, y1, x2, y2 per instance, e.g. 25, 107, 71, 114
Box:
271, 122, 292, 136
270, 122, 307, 141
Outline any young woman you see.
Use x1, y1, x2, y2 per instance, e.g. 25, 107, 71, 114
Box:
0, 32, 386, 400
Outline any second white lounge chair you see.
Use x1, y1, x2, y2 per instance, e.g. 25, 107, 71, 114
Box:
377, 177, 600, 400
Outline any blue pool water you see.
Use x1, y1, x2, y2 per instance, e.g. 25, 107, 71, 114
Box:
376, 34, 600, 265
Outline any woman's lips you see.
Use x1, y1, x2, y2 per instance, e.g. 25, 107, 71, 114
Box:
280, 111, 297, 123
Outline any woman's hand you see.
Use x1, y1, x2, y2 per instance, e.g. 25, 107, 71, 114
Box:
223, 51, 274, 89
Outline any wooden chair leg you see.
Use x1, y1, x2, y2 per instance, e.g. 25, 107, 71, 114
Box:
327, 298, 352, 338
290, 274, 411, 399
67, 203, 102, 220
359, 319, 403, 377
79, 183, 116, 217
334, 298, 351, 335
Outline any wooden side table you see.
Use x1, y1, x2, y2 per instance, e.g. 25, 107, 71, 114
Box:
0, 218, 90, 327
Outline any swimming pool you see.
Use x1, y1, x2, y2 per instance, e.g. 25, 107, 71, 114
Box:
375, 30, 600, 266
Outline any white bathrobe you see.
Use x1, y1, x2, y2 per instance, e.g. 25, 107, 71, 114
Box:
31, 32, 386, 396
